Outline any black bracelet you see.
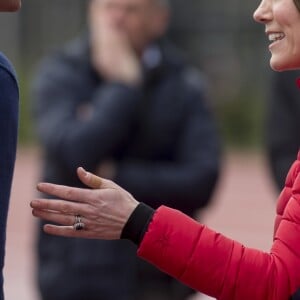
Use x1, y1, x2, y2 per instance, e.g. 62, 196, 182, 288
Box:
121, 202, 155, 245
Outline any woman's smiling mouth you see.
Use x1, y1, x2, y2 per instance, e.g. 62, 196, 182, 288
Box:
268, 32, 285, 42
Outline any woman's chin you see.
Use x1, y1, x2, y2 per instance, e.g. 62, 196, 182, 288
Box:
270, 57, 300, 72
269, 57, 284, 71
270, 64, 283, 72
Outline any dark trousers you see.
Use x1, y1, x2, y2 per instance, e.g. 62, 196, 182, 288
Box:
135, 259, 196, 300
38, 237, 195, 300
291, 289, 300, 300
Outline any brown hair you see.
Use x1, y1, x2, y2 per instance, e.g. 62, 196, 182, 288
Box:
294, 0, 300, 11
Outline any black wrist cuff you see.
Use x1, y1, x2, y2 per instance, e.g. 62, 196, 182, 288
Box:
121, 202, 155, 246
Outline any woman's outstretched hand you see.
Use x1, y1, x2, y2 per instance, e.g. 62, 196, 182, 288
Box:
30, 167, 139, 239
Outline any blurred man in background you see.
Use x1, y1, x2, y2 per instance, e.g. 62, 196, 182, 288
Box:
31, 0, 221, 299
265, 70, 300, 191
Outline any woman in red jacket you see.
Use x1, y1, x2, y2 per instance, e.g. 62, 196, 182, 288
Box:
30, 0, 300, 299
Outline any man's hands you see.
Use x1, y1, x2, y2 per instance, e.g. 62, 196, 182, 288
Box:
30, 167, 139, 240
89, 12, 142, 86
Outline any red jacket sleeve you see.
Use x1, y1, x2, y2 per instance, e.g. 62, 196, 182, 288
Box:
274, 152, 300, 236
137, 160, 300, 299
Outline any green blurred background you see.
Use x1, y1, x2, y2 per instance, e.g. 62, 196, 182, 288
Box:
0, 0, 271, 149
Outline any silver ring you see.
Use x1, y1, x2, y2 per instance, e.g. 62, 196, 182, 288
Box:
73, 214, 85, 231
75, 215, 82, 223
73, 222, 85, 230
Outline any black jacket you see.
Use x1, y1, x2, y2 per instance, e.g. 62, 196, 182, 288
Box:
31, 34, 221, 299
266, 71, 300, 191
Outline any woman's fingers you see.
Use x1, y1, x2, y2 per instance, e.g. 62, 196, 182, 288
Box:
77, 167, 103, 189
31, 198, 80, 212
31, 204, 90, 226
77, 167, 122, 190
36, 182, 95, 204
32, 208, 75, 226
30, 198, 89, 217
32, 168, 136, 241
43, 224, 94, 239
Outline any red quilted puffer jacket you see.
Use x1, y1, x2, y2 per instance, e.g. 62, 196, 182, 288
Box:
137, 152, 300, 300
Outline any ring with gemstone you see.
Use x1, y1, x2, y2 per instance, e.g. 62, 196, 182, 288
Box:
73, 215, 85, 230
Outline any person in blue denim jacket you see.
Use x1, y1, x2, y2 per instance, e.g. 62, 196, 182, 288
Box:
0, 1, 21, 299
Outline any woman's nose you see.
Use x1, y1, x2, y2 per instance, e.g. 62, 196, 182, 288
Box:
253, 0, 272, 24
